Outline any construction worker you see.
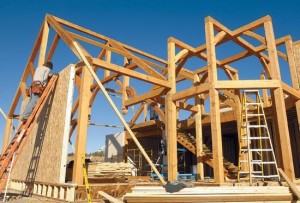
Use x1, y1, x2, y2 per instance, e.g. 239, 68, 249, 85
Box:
21, 61, 53, 122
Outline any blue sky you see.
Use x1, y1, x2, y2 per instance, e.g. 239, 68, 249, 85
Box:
1, 0, 300, 153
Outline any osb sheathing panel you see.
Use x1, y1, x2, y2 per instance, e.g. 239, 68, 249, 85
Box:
12, 65, 74, 183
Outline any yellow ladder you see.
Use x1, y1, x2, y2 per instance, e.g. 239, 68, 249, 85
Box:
238, 90, 280, 184
81, 154, 92, 203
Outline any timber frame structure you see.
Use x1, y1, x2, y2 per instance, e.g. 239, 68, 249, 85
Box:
2, 14, 300, 187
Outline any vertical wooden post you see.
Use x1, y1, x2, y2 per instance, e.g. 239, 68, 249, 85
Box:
104, 50, 111, 78
288, 40, 300, 133
38, 21, 49, 66
260, 73, 270, 106
1, 119, 13, 153
122, 58, 129, 114
194, 74, 204, 180
166, 39, 178, 180
264, 18, 295, 180
143, 102, 147, 121
205, 17, 224, 183
72, 67, 93, 184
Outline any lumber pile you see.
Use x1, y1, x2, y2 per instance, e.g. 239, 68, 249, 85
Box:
123, 186, 293, 202
88, 162, 133, 177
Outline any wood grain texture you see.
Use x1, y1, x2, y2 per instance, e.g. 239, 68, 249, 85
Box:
12, 65, 74, 183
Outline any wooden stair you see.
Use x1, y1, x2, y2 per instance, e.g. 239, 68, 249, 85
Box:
177, 132, 239, 178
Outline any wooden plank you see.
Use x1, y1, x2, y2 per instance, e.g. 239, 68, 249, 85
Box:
46, 34, 60, 62
169, 37, 196, 52
92, 58, 171, 88
243, 30, 266, 44
38, 20, 49, 66
174, 49, 189, 63
72, 66, 93, 184
205, 17, 224, 183
214, 80, 280, 89
166, 40, 178, 181
219, 50, 251, 66
194, 75, 204, 180
108, 39, 166, 80
278, 168, 300, 199
232, 15, 269, 36
282, 82, 300, 99
98, 191, 123, 203
172, 83, 209, 101
130, 103, 145, 124
104, 49, 111, 78
293, 42, 300, 135
124, 87, 168, 107
265, 19, 295, 180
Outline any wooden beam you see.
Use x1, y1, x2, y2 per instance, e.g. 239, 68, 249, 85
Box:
46, 34, 60, 62
265, 19, 295, 180
282, 82, 300, 100
292, 42, 300, 135
278, 168, 300, 199
166, 40, 178, 181
98, 191, 123, 203
124, 87, 168, 107
214, 80, 281, 89
38, 20, 49, 66
92, 58, 171, 88
130, 103, 145, 124
172, 83, 209, 101
194, 75, 204, 180
108, 39, 166, 80
205, 17, 224, 183
232, 15, 269, 36
146, 99, 166, 123
72, 66, 93, 184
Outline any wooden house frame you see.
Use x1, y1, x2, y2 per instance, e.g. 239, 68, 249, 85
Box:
2, 14, 300, 188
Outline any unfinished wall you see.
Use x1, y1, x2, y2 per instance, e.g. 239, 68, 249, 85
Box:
105, 132, 125, 162
12, 65, 75, 183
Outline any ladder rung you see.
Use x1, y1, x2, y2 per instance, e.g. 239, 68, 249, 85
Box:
246, 103, 262, 106
242, 136, 269, 140
239, 160, 276, 164
239, 171, 263, 174
252, 175, 279, 178
246, 114, 264, 116
241, 149, 272, 152
244, 90, 260, 93
248, 125, 267, 128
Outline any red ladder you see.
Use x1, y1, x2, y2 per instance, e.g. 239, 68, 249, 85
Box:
0, 75, 58, 192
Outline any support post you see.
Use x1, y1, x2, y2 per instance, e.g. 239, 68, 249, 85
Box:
2, 118, 13, 153
72, 66, 93, 184
264, 18, 295, 180
166, 39, 178, 180
205, 17, 224, 183
194, 74, 204, 180
38, 21, 49, 66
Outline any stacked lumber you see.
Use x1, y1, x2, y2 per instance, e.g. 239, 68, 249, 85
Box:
88, 162, 133, 177
123, 186, 293, 202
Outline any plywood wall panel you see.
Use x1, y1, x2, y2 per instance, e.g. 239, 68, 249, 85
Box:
12, 65, 75, 183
